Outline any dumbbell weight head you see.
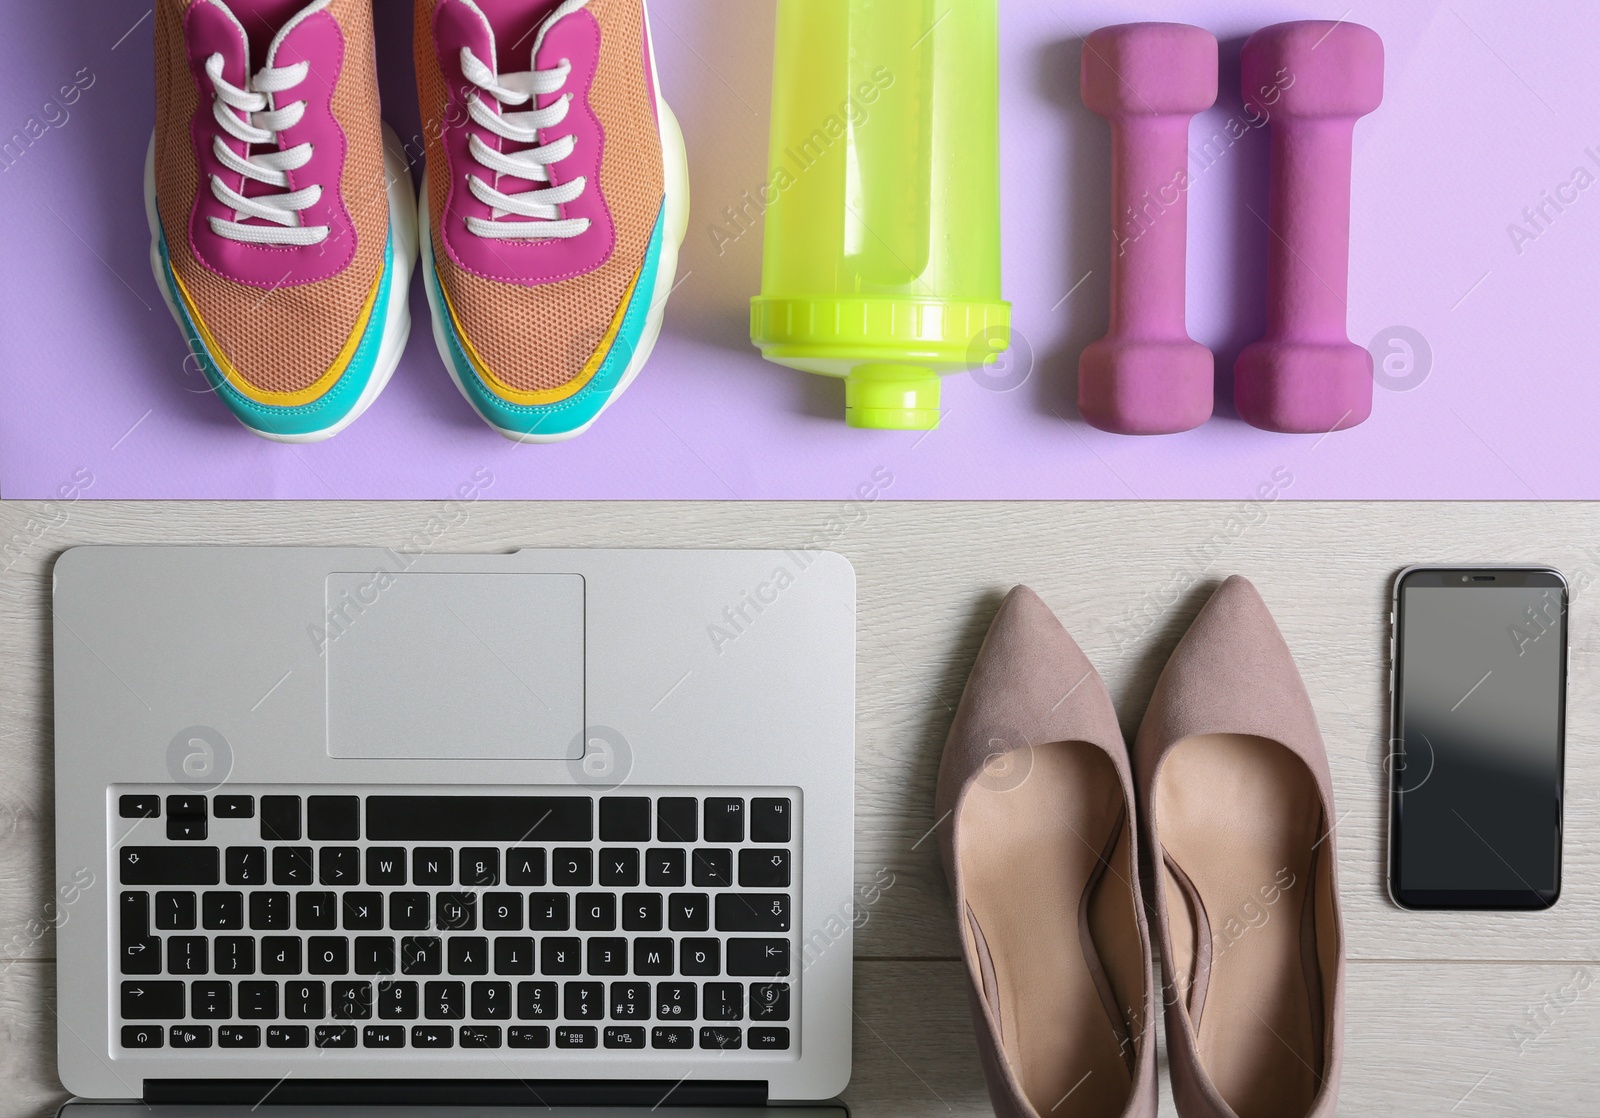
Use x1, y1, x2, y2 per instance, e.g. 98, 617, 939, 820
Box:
1242, 21, 1384, 122
1080, 337, 1215, 436
1082, 22, 1219, 118
1235, 341, 1374, 433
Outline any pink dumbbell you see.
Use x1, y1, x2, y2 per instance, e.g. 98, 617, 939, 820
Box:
1235, 21, 1384, 433
1079, 23, 1218, 435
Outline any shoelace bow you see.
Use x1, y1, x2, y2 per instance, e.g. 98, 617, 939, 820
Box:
204, 52, 329, 247
459, 0, 594, 241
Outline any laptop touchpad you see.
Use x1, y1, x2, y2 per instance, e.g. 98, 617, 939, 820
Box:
326, 572, 585, 760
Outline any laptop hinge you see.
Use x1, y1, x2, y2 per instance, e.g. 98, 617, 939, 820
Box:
143, 1079, 768, 1108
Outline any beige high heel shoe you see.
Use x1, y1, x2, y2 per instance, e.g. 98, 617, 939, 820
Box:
1133, 576, 1346, 1118
936, 587, 1158, 1118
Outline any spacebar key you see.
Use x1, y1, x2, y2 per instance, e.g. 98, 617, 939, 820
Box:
366, 796, 593, 842
120, 846, 220, 885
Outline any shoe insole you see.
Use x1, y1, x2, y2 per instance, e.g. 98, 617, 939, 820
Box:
1156, 733, 1324, 1118
958, 742, 1136, 1118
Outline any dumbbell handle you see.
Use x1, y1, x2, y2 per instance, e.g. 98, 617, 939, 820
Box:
1108, 115, 1193, 339
1264, 118, 1358, 341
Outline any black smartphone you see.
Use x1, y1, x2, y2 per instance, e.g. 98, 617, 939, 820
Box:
1388, 566, 1567, 910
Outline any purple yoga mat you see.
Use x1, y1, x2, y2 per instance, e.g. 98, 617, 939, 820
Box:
1, 0, 1596, 500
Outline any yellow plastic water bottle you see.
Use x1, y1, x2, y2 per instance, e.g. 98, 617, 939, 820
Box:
750, 0, 1011, 430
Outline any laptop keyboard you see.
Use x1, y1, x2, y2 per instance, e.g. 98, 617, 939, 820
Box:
113, 787, 797, 1056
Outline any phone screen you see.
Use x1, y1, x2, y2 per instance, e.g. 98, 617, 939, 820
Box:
1390, 569, 1566, 909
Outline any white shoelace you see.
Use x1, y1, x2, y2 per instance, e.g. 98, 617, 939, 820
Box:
204, 52, 330, 247
460, 0, 594, 241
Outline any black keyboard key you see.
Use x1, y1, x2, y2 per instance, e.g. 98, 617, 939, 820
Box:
704, 798, 744, 843
552, 848, 592, 886
390, 891, 430, 930
120, 846, 218, 886
575, 892, 615, 931
604, 1025, 646, 1049
366, 796, 592, 842
366, 847, 407, 885
739, 848, 791, 888
652, 1025, 693, 1049
700, 1025, 742, 1050
728, 939, 792, 977
319, 846, 360, 886
202, 891, 243, 930
169, 1024, 212, 1048
342, 892, 385, 931
296, 891, 338, 930
284, 980, 325, 1019
315, 1025, 357, 1048
191, 980, 231, 1019
424, 980, 465, 1019
412, 1025, 453, 1048
308, 936, 349, 975
527, 893, 569, 930
447, 937, 489, 975
748, 1026, 790, 1050
437, 892, 476, 931
460, 848, 499, 886
215, 936, 255, 976
120, 891, 160, 975
168, 936, 208, 975
541, 938, 581, 975
261, 937, 301, 974
260, 796, 301, 841
119, 794, 160, 819
482, 892, 522, 931
378, 980, 418, 1019
750, 798, 792, 843
167, 795, 207, 819
716, 893, 791, 933
609, 981, 650, 1020
680, 939, 720, 976
622, 892, 663, 931
657, 797, 698, 843
267, 1025, 309, 1048
214, 795, 255, 819
656, 981, 696, 1020
517, 981, 558, 1020
239, 981, 278, 1019
122, 980, 185, 1019
413, 848, 454, 886
272, 847, 313, 887
226, 847, 266, 886
219, 1025, 261, 1048
363, 1025, 406, 1048
556, 1025, 598, 1049
460, 1025, 502, 1048
401, 937, 442, 975
250, 892, 291, 931
692, 849, 733, 888
509, 1026, 550, 1048
494, 937, 534, 975
704, 982, 744, 1021
307, 795, 359, 841
355, 936, 396, 976
471, 981, 512, 1019
645, 847, 686, 887
633, 938, 675, 976
332, 981, 373, 1019
506, 847, 546, 886
167, 816, 208, 841
586, 938, 628, 975
668, 893, 709, 932
599, 848, 640, 887
750, 982, 790, 1020
155, 891, 196, 930
600, 796, 651, 842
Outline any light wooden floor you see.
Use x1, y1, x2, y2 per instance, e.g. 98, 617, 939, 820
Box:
2, 501, 1597, 1115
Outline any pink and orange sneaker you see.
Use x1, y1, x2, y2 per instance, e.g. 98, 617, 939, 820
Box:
148, 0, 416, 442
415, 0, 689, 442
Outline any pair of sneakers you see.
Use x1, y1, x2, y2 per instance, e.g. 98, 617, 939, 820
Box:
148, 0, 689, 443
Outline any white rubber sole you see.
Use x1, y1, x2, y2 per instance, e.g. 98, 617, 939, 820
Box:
144, 124, 419, 444
422, 5, 692, 445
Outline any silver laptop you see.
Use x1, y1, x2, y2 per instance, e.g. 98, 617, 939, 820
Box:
52, 547, 854, 1116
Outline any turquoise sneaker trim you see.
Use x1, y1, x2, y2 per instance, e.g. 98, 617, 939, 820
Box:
157, 221, 396, 440
430, 204, 667, 439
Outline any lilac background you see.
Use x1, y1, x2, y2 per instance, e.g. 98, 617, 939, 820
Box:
2, 0, 1598, 500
